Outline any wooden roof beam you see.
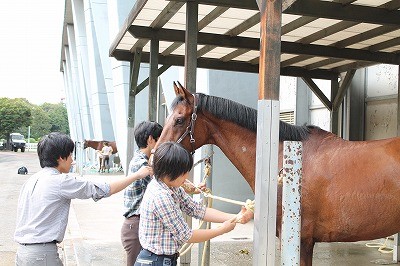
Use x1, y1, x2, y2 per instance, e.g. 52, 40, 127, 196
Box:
169, 0, 400, 26
112, 49, 338, 80
285, 0, 400, 26
302, 77, 332, 111
128, 25, 400, 65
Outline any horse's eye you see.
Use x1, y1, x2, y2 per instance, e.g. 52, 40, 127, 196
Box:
175, 117, 184, 125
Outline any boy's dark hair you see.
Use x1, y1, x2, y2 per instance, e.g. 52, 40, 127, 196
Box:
134, 121, 163, 148
37, 132, 75, 168
153, 142, 193, 181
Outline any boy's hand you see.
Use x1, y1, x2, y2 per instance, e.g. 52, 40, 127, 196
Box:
181, 181, 207, 194
220, 217, 236, 234
197, 182, 207, 192
236, 206, 254, 224
136, 166, 153, 178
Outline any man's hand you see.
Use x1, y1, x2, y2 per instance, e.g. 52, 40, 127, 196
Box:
136, 166, 153, 178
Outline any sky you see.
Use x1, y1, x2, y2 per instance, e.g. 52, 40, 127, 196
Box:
0, 1, 66, 105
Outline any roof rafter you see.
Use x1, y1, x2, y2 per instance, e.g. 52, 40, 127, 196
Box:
128, 25, 400, 65
169, 0, 400, 26
113, 49, 338, 80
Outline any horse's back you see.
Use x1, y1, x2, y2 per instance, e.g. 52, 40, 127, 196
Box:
300, 135, 400, 242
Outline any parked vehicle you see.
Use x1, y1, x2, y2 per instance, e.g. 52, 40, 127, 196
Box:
10, 133, 26, 152
0, 139, 5, 150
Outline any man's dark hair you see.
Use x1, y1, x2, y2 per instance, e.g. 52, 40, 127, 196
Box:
153, 142, 193, 181
134, 121, 163, 148
37, 132, 75, 168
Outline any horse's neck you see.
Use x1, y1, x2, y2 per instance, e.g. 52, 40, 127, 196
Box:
208, 117, 257, 191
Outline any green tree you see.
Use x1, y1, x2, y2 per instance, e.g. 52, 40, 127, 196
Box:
0, 98, 32, 141
41, 103, 69, 135
29, 106, 51, 139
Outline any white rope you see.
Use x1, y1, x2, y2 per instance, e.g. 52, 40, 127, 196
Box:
365, 237, 393, 254
179, 157, 255, 261
184, 179, 255, 213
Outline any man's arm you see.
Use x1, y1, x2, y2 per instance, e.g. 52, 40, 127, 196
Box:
108, 166, 152, 195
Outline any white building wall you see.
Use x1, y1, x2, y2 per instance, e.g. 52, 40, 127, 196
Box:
71, 0, 94, 140
365, 64, 399, 140
63, 50, 82, 141
65, 29, 86, 141
84, 0, 114, 140
309, 79, 331, 132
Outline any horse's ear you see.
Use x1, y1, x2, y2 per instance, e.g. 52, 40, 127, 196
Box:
173, 81, 192, 101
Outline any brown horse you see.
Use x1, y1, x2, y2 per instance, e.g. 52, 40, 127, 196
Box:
83, 140, 118, 154
155, 82, 400, 266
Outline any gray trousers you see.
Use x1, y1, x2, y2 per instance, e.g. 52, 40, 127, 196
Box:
15, 242, 62, 266
121, 215, 141, 266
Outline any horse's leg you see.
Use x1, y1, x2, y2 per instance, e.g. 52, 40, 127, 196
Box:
105, 156, 110, 172
101, 157, 105, 172
99, 157, 103, 172
300, 239, 314, 266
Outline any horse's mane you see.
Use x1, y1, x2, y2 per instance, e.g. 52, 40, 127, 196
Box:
172, 93, 317, 141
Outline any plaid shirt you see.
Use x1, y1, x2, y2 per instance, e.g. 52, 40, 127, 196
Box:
123, 150, 152, 218
139, 178, 206, 255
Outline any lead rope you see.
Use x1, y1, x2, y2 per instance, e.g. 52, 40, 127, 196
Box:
184, 177, 255, 219
179, 156, 255, 263
179, 157, 213, 259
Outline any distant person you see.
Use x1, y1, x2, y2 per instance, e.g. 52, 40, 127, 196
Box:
96, 149, 103, 173
14, 132, 152, 266
134, 142, 253, 266
113, 152, 123, 172
100, 141, 113, 173
121, 121, 163, 266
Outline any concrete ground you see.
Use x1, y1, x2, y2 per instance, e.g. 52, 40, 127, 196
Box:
1, 151, 399, 265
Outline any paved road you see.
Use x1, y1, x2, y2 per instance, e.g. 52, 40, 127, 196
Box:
1, 150, 397, 266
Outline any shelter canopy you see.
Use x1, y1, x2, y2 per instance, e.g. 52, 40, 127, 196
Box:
109, 0, 400, 80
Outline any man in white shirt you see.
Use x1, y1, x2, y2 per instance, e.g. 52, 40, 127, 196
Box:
14, 132, 152, 265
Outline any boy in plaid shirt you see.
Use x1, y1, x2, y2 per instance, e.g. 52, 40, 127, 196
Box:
135, 142, 253, 266
121, 121, 163, 266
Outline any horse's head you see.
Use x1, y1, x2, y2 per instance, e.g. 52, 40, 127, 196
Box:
155, 81, 208, 154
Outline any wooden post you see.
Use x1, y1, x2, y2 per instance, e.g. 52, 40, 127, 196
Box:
182, 1, 198, 265
149, 37, 159, 121
394, 65, 400, 262
331, 77, 340, 136
126, 48, 141, 175
253, 0, 282, 265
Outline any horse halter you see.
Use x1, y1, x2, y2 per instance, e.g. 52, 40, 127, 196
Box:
176, 93, 198, 155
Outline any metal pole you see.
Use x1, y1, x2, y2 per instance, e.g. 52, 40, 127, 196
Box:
80, 141, 84, 176
27, 126, 31, 151
281, 141, 302, 266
